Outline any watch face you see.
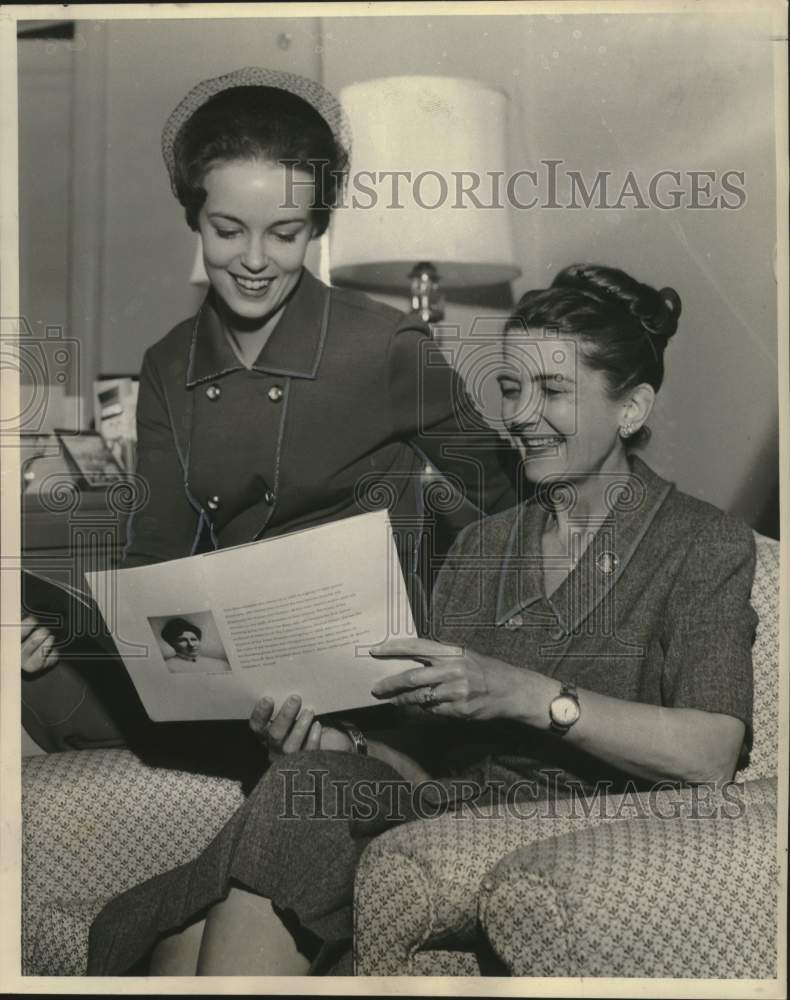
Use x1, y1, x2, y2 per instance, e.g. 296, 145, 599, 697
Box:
551, 694, 580, 726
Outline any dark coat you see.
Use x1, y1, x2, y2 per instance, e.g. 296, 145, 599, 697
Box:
124, 268, 518, 573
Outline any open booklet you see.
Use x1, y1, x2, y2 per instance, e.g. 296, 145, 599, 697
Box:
84, 509, 417, 722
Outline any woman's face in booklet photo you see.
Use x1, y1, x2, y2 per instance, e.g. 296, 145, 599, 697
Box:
172, 630, 201, 659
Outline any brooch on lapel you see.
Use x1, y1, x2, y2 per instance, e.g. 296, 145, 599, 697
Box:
596, 551, 619, 575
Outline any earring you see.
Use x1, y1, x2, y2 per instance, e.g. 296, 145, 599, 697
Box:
619, 422, 634, 439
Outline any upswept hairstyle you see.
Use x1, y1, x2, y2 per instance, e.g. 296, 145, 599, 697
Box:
506, 264, 682, 446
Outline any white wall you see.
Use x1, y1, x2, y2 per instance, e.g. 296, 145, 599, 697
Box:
18, 40, 73, 388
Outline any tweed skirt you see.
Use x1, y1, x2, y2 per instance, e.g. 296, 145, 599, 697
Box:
86, 748, 441, 976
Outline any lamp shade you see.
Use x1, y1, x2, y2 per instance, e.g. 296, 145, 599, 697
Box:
330, 76, 521, 290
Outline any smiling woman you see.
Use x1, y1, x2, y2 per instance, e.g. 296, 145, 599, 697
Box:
171, 83, 342, 362
497, 265, 681, 592
112, 67, 517, 575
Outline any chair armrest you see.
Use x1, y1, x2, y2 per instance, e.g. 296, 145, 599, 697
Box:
23, 749, 245, 901
354, 791, 634, 975
22, 749, 245, 974
478, 777, 778, 979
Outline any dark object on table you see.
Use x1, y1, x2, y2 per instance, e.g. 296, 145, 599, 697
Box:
55, 429, 127, 489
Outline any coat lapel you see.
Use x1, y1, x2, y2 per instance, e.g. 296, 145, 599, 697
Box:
185, 268, 331, 387
494, 500, 555, 629
494, 457, 674, 671
549, 458, 673, 636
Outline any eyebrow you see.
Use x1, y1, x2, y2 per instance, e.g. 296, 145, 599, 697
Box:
207, 213, 308, 227
496, 371, 576, 385
531, 372, 576, 385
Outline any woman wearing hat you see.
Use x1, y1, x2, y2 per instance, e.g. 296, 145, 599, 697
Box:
128, 67, 516, 578
87, 259, 757, 975
21, 68, 518, 734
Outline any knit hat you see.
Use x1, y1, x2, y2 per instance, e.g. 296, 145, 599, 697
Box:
161, 66, 352, 194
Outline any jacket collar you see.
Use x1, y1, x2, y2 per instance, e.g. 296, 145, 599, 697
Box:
185, 268, 331, 387
495, 455, 674, 632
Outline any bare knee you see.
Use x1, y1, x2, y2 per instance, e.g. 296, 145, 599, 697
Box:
196, 886, 313, 976
148, 917, 206, 975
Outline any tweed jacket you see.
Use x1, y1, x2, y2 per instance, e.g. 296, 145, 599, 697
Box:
124, 268, 517, 569
426, 455, 758, 795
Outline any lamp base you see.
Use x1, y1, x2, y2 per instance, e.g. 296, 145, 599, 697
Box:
409, 262, 444, 323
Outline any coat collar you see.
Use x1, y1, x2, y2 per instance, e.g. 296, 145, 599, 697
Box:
185, 267, 331, 387
495, 455, 674, 633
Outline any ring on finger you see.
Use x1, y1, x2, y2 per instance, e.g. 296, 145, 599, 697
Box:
420, 684, 441, 711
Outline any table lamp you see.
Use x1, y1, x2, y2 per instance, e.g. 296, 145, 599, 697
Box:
329, 75, 521, 321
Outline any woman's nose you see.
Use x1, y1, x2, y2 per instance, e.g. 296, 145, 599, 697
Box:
240, 237, 268, 273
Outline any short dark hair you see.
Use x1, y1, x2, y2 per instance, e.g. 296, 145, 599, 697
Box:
506, 264, 682, 447
172, 85, 348, 235
161, 617, 202, 647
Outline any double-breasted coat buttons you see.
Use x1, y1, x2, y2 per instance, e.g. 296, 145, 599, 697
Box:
206, 495, 221, 512
264, 489, 276, 506
205, 384, 221, 401
267, 386, 283, 402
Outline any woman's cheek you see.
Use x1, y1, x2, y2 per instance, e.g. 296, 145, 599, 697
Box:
500, 398, 518, 426
285, 239, 312, 272
552, 396, 574, 432
201, 242, 223, 269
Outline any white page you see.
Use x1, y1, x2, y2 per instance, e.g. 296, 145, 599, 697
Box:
86, 510, 417, 721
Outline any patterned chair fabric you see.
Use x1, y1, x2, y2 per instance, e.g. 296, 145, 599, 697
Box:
22, 749, 244, 975
736, 534, 780, 782
479, 777, 778, 978
353, 533, 780, 977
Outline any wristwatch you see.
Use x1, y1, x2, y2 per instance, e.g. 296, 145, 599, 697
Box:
334, 719, 368, 755
548, 682, 581, 735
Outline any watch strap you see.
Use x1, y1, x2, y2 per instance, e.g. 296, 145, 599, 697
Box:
333, 719, 368, 755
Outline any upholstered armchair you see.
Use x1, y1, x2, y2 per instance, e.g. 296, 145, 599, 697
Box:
21, 533, 779, 977
352, 532, 780, 978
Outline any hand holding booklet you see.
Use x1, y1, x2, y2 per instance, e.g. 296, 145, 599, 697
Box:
85, 510, 417, 722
